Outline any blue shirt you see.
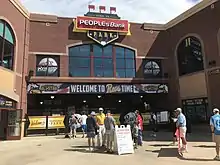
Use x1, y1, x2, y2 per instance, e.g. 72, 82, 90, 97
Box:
210, 114, 220, 135
176, 113, 186, 127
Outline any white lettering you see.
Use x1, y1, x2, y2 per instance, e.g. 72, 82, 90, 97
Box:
70, 85, 97, 93
79, 20, 85, 25
121, 85, 133, 93
78, 19, 125, 29
37, 66, 47, 72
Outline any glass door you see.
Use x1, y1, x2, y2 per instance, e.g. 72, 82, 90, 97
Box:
6, 109, 22, 140
0, 110, 6, 140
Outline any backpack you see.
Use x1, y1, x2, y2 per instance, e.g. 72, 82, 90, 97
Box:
124, 112, 136, 126
69, 115, 77, 126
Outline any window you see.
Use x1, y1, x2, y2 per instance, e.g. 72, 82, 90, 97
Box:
116, 47, 136, 78
143, 60, 162, 78
0, 20, 15, 70
93, 45, 113, 77
36, 56, 59, 77
177, 36, 204, 76
68, 44, 136, 78
69, 45, 91, 77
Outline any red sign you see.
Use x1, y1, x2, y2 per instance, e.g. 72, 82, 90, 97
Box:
75, 16, 129, 33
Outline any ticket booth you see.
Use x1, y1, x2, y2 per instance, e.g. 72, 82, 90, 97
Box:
0, 96, 22, 140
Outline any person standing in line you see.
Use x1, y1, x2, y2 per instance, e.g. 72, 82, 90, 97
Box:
124, 110, 137, 130
86, 111, 98, 152
69, 112, 77, 139
132, 121, 139, 149
104, 110, 116, 153
175, 108, 188, 152
63, 112, 71, 138
135, 110, 143, 146
80, 111, 88, 138
150, 112, 157, 137
96, 107, 106, 148
210, 108, 220, 161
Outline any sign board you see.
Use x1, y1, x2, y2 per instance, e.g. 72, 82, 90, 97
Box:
75, 16, 129, 33
0, 96, 15, 108
36, 57, 59, 76
87, 30, 118, 46
48, 116, 65, 129
73, 10, 130, 46
28, 116, 46, 130
27, 83, 168, 94
114, 125, 134, 155
160, 111, 168, 122
28, 116, 65, 130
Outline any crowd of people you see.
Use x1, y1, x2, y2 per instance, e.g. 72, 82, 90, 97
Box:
63, 106, 220, 160
64, 108, 144, 153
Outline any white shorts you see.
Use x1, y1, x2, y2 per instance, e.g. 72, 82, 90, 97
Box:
179, 127, 187, 138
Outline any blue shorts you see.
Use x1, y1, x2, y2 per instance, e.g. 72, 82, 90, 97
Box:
81, 124, 87, 131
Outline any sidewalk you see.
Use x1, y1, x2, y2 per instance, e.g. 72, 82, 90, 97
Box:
0, 133, 218, 165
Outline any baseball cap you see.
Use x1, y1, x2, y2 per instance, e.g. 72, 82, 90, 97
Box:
175, 108, 182, 112
99, 107, 104, 111
213, 108, 219, 113
135, 110, 139, 113
106, 110, 111, 114
91, 111, 96, 116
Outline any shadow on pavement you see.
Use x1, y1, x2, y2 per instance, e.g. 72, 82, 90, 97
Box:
143, 131, 211, 142
193, 145, 215, 148
146, 148, 215, 161
71, 145, 89, 148
149, 144, 171, 147
55, 137, 66, 139
179, 157, 215, 161
146, 148, 178, 157
64, 148, 115, 155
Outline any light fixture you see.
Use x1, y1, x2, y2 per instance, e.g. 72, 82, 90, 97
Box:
97, 95, 101, 98
140, 95, 143, 98
51, 96, 55, 99
40, 101, 43, 105
118, 100, 122, 103
83, 100, 86, 103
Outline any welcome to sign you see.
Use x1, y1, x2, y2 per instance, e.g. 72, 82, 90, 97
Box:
27, 83, 168, 94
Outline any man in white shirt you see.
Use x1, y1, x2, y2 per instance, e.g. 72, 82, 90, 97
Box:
81, 111, 88, 138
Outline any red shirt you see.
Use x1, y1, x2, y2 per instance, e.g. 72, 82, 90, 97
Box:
137, 114, 143, 131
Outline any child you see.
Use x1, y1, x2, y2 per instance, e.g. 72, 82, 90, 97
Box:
132, 121, 139, 149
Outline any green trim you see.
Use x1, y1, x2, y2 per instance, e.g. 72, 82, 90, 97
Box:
0, 21, 3, 37
5, 25, 14, 44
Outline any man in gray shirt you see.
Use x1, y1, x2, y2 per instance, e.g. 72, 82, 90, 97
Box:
104, 110, 115, 153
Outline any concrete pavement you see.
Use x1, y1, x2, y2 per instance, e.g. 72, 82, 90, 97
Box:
0, 133, 219, 165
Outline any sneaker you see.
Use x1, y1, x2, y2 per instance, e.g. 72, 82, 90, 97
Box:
214, 155, 220, 161
180, 147, 188, 153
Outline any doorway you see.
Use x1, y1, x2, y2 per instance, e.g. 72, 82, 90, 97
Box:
0, 109, 22, 140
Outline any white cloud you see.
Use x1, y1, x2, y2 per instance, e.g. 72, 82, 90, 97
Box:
20, 0, 201, 23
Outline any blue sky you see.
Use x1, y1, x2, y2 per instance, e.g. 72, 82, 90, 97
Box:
20, 0, 201, 23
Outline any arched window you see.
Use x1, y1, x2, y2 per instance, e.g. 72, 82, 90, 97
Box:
0, 20, 15, 70
69, 44, 136, 78
177, 36, 204, 76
